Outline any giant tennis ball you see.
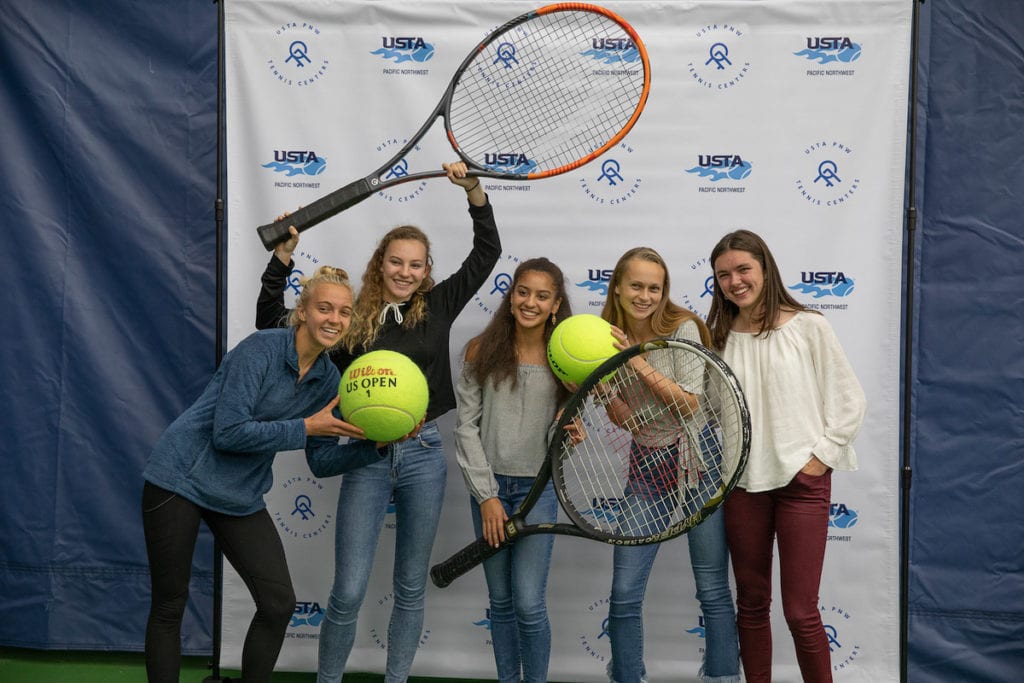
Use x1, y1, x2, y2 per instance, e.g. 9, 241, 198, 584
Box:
547, 314, 619, 385
339, 350, 428, 442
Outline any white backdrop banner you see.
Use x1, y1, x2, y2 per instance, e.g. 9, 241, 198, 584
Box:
223, 2, 909, 681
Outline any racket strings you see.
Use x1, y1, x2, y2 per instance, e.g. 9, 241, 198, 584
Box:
450, 9, 647, 174
556, 345, 747, 543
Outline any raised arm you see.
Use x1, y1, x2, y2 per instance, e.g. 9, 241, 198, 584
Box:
255, 225, 299, 330
431, 165, 502, 316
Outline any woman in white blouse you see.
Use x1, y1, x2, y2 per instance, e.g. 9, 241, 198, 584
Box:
707, 230, 867, 683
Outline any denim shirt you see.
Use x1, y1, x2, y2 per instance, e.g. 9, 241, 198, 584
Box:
143, 328, 381, 515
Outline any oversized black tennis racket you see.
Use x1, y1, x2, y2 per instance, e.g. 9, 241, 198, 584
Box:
257, 3, 650, 249
430, 338, 750, 588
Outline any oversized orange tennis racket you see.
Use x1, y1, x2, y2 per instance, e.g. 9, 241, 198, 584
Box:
257, 3, 650, 249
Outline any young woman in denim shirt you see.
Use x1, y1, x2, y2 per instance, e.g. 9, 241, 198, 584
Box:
143, 266, 383, 683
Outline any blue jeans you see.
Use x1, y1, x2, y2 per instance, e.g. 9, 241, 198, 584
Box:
608, 496, 739, 683
470, 476, 557, 683
317, 422, 447, 683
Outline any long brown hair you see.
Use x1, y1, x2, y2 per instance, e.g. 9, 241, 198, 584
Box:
467, 257, 572, 395
706, 229, 811, 351
345, 225, 435, 352
600, 247, 711, 346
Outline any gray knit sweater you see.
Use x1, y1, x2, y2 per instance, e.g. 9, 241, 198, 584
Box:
454, 362, 561, 502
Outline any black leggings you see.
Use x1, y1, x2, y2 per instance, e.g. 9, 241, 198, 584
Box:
142, 481, 295, 683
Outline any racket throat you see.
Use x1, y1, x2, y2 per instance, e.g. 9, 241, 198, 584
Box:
504, 516, 528, 540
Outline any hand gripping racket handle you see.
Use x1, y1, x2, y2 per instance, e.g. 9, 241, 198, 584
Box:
430, 516, 532, 587
430, 535, 503, 588
256, 177, 374, 250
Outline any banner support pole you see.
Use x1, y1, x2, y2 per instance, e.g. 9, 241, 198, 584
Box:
206, 0, 230, 681
900, 1, 927, 681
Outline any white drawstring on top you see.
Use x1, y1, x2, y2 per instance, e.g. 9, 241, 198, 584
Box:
378, 301, 405, 325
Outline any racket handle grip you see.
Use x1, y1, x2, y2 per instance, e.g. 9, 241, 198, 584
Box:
256, 219, 296, 251
256, 178, 374, 250
430, 535, 503, 588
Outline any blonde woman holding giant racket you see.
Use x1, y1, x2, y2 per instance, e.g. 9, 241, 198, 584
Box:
600, 247, 740, 683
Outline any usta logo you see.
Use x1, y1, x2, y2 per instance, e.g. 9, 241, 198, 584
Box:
698, 154, 746, 168
806, 37, 855, 50
382, 37, 427, 49
592, 37, 635, 51
274, 150, 319, 163
485, 152, 529, 166
290, 601, 324, 628
801, 271, 849, 284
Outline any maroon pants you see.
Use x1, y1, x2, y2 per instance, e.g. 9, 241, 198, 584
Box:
724, 471, 833, 683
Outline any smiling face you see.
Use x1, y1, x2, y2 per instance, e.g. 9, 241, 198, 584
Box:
714, 248, 765, 316
511, 269, 561, 332
380, 238, 430, 303
614, 257, 665, 327
296, 282, 353, 351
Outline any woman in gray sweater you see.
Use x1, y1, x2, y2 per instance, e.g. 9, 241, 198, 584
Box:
453, 257, 573, 683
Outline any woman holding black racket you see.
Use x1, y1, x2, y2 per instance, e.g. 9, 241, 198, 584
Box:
707, 230, 866, 683
141, 266, 384, 683
255, 162, 499, 682
600, 247, 740, 683
453, 257, 573, 683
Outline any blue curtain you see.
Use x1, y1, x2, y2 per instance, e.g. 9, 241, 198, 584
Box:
908, 1, 1024, 681
0, 0, 218, 652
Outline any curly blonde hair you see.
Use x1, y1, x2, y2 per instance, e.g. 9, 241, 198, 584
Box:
345, 226, 435, 352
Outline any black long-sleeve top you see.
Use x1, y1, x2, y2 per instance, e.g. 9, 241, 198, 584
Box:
255, 199, 501, 422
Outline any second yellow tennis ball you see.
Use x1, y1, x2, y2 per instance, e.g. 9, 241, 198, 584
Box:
547, 314, 619, 385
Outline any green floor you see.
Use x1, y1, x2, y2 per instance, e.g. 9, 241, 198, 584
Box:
0, 647, 469, 682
